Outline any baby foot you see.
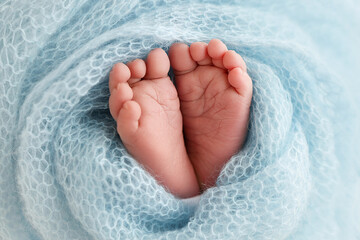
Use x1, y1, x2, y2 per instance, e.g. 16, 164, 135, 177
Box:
169, 39, 252, 189
109, 49, 199, 198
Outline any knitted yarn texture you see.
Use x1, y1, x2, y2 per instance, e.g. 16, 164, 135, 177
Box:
1, 0, 359, 239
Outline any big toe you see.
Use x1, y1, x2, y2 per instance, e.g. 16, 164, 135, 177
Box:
144, 48, 170, 79
169, 43, 197, 75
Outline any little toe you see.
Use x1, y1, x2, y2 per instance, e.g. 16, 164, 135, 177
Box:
127, 59, 146, 85
109, 63, 131, 92
228, 67, 253, 98
223, 50, 247, 72
117, 100, 141, 138
169, 43, 197, 75
190, 42, 212, 66
109, 83, 133, 120
144, 48, 170, 79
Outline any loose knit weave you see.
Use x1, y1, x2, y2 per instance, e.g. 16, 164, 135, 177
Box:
1, 0, 359, 239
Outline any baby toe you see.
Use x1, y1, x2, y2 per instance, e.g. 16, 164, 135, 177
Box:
223, 50, 247, 72
117, 100, 141, 137
127, 59, 146, 85
109, 63, 131, 92
228, 67, 252, 98
109, 83, 133, 120
169, 43, 197, 75
144, 48, 170, 79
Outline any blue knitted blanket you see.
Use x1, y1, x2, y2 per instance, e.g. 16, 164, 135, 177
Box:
1, 1, 359, 239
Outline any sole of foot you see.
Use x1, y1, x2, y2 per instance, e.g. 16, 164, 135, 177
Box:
108, 48, 200, 198
169, 39, 252, 189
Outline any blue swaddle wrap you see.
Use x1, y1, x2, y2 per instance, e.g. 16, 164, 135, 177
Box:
1, 0, 359, 239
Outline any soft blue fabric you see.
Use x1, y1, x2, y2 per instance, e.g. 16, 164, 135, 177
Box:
1, 1, 359, 239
